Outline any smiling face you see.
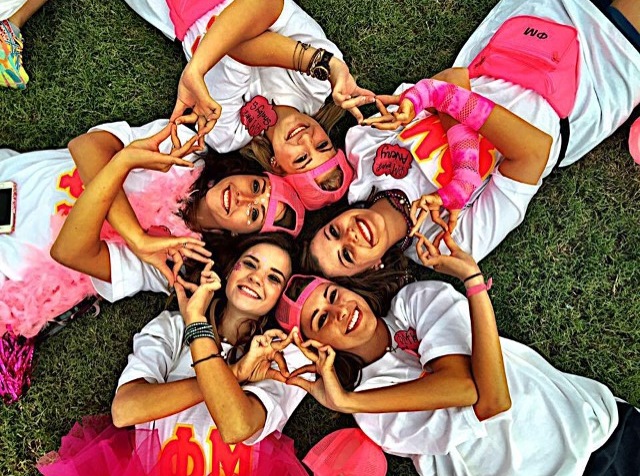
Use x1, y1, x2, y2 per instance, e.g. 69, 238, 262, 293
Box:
299, 282, 378, 352
266, 108, 337, 177
309, 208, 390, 277
198, 175, 285, 234
225, 243, 293, 317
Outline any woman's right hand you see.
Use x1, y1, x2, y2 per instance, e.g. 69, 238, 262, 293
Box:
286, 333, 353, 412
415, 232, 480, 282
170, 63, 222, 145
113, 122, 200, 172
328, 57, 375, 124
174, 276, 222, 326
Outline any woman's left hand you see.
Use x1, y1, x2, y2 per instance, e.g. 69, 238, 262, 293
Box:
230, 329, 296, 384
114, 122, 201, 172
286, 333, 352, 412
415, 232, 480, 281
329, 57, 375, 124
361, 95, 416, 130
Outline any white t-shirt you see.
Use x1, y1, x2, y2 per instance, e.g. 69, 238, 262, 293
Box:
354, 281, 618, 476
124, 0, 342, 152
348, 0, 640, 264
0, 119, 200, 287
117, 310, 311, 473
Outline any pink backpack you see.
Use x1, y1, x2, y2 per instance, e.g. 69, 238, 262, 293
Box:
468, 15, 580, 118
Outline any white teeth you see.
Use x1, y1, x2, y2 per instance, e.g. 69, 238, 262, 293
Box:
357, 220, 372, 245
288, 126, 306, 140
239, 285, 260, 299
347, 308, 360, 332
223, 188, 230, 213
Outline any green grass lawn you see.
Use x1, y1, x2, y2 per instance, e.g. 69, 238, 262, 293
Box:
1, 0, 639, 474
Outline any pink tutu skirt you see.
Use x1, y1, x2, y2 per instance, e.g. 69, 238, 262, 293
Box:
37, 415, 308, 476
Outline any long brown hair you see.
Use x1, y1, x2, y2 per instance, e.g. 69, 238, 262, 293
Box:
283, 274, 394, 390
298, 201, 412, 307
214, 233, 298, 363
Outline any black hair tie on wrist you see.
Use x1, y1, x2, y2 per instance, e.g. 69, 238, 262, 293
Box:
463, 272, 483, 284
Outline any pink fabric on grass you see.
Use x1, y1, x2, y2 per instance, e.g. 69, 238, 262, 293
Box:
630, 117, 640, 165
303, 428, 387, 476
37, 416, 162, 476
166, 0, 226, 41
0, 167, 201, 338
37, 416, 307, 476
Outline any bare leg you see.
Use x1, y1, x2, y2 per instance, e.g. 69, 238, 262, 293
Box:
8, 0, 47, 29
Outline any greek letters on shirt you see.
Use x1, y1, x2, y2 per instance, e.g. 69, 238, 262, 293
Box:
240, 96, 278, 137
159, 424, 252, 476
396, 115, 497, 188
55, 167, 84, 215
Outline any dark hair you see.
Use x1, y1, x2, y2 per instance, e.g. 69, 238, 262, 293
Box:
199, 232, 298, 363
298, 201, 412, 314
284, 275, 374, 390
178, 148, 297, 242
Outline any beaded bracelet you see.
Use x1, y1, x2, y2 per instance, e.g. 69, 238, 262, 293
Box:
183, 322, 215, 347
191, 352, 224, 368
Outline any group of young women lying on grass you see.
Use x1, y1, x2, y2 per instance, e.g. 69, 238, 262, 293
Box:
2, 0, 638, 473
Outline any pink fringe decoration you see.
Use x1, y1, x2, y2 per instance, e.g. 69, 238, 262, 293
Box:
0, 331, 35, 404
0, 167, 202, 403
37, 415, 162, 476
0, 167, 202, 338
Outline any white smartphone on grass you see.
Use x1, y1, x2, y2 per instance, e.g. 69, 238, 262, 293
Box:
0, 181, 17, 234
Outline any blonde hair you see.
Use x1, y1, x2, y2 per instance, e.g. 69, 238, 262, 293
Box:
240, 101, 345, 174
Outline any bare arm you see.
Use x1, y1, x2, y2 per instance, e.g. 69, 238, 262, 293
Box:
416, 233, 511, 420
111, 378, 204, 427
185, 0, 284, 78
68, 131, 147, 250
342, 354, 477, 413
51, 125, 198, 282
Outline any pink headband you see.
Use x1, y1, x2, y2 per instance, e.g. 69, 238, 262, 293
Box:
284, 149, 354, 210
275, 274, 331, 333
261, 173, 305, 237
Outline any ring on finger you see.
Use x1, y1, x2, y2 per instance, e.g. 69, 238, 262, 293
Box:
182, 242, 188, 248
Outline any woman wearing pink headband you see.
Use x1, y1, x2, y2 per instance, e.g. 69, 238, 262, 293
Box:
125, 0, 371, 210
50, 121, 305, 305
304, 0, 639, 278
276, 233, 640, 476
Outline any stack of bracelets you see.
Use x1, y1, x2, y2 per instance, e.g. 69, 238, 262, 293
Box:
183, 322, 225, 367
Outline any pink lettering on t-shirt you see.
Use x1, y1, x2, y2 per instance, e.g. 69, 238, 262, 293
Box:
372, 144, 412, 179
240, 95, 278, 137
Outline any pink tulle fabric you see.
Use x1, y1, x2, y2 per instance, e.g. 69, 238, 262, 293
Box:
303, 428, 387, 476
0, 167, 201, 338
37, 415, 162, 476
0, 168, 202, 403
37, 416, 307, 476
